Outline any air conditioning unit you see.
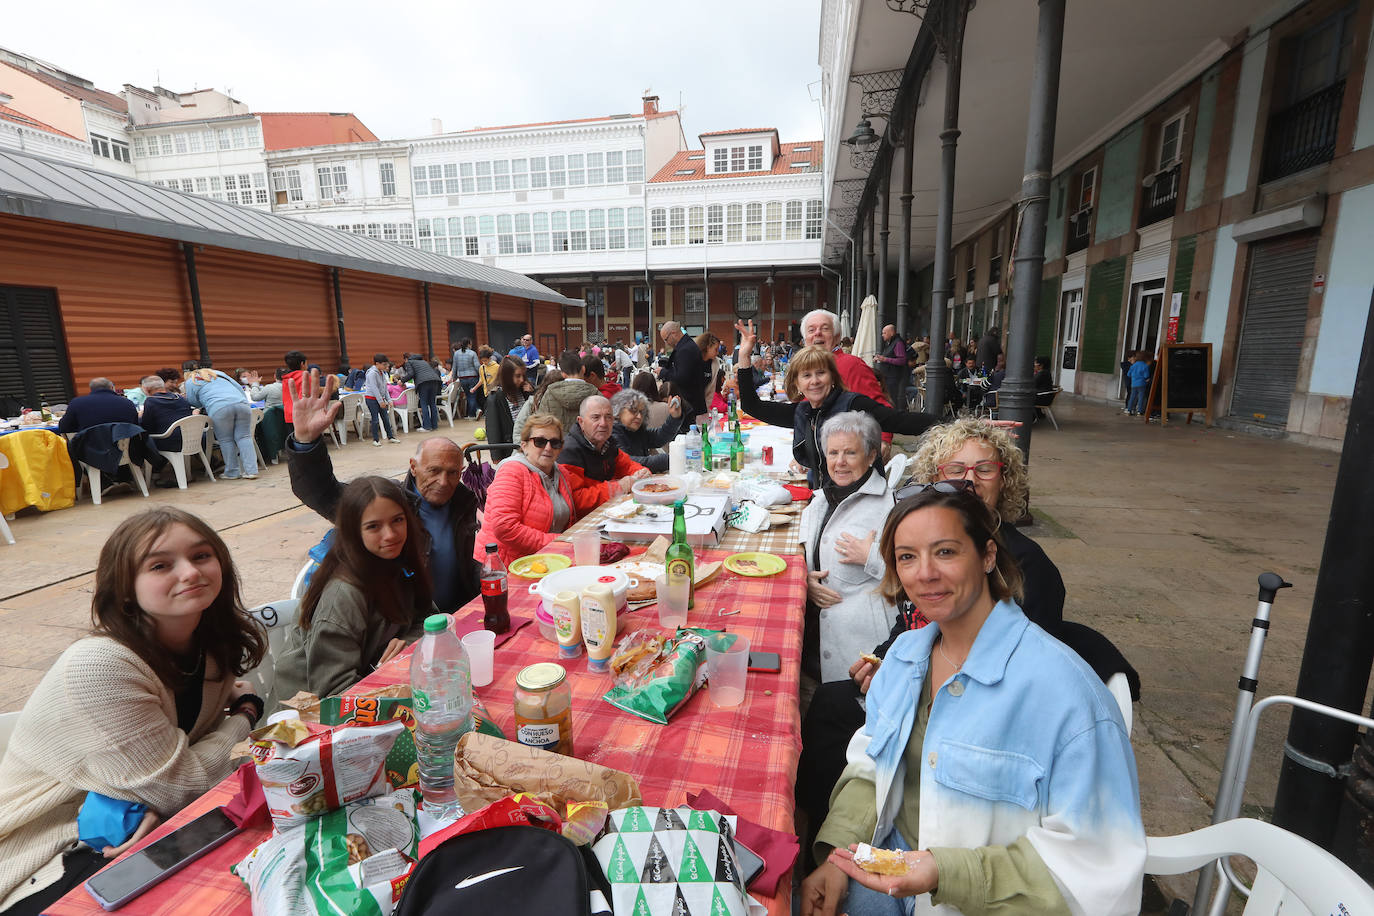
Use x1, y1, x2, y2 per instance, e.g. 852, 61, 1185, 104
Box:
515, 191, 528, 203
447, 195, 462, 207
552, 189, 564, 200
628, 184, 642, 195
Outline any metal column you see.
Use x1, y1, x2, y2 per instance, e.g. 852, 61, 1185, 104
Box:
924, 1, 970, 414
997, 0, 1065, 459
180, 242, 211, 366
878, 176, 891, 338
896, 111, 915, 339
1274, 285, 1374, 850
865, 206, 876, 300
331, 267, 350, 372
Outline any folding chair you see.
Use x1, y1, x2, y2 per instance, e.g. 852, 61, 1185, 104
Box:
1036, 386, 1062, 430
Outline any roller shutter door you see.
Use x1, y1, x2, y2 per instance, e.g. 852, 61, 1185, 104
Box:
0, 285, 75, 415
1230, 234, 1318, 427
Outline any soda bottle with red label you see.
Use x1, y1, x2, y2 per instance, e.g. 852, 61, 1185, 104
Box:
480, 543, 510, 633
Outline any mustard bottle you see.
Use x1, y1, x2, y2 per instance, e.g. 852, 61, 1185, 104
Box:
580, 582, 617, 673
552, 590, 583, 659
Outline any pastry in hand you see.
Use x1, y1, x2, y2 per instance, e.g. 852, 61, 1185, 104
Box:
853, 842, 909, 875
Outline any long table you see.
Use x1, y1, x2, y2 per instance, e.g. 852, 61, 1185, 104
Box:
0, 428, 75, 514
50, 543, 807, 916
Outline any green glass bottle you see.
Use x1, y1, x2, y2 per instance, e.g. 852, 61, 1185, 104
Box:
729, 435, 743, 472
665, 500, 695, 609
701, 423, 713, 471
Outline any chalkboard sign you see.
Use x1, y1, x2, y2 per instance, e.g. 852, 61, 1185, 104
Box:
1061, 346, 1077, 370
1148, 342, 1212, 427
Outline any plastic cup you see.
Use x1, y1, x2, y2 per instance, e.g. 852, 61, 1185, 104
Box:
571, 530, 601, 566
705, 634, 750, 708
461, 629, 496, 688
655, 574, 690, 628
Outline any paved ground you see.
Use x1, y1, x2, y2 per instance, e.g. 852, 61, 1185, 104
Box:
0, 399, 1348, 906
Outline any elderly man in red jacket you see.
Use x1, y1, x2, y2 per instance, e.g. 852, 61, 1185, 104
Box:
799, 308, 895, 456
557, 395, 650, 514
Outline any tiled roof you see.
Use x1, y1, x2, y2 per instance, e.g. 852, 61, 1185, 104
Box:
256, 112, 379, 151
649, 141, 823, 183
0, 103, 78, 139
698, 128, 776, 137
1, 61, 127, 113
462, 110, 678, 133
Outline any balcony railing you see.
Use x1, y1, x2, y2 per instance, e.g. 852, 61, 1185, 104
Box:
1261, 79, 1345, 183
1065, 207, 1092, 255
1139, 162, 1181, 227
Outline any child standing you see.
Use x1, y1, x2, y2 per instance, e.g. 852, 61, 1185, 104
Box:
1125, 350, 1152, 416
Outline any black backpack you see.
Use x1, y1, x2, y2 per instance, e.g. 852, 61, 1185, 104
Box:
395, 824, 611, 916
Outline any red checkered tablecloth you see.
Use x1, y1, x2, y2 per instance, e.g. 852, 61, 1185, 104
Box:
51, 544, 806, 916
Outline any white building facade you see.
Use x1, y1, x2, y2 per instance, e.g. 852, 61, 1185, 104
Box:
265, 141, 415, 244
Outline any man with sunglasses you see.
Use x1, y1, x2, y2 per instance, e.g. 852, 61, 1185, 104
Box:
558, 395, 650, 514
284, 371, 482, 613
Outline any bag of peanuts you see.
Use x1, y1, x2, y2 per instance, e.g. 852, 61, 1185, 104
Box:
233, 787, 418, 916
250, 717, 405, 833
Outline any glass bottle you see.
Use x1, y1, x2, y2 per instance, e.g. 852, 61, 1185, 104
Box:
665, 500, 695, 609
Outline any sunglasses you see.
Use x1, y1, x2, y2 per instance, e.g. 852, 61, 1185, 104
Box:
894, 478, 977, 501
526, 436, 564, 450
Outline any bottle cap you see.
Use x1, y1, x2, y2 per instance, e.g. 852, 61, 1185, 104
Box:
423, 614, 451, 633
673, 499, 684, 509
485, 542, 498, 552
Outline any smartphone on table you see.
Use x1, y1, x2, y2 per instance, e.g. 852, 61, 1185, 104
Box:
747, 651, 781, 673
85, 806, 241, 911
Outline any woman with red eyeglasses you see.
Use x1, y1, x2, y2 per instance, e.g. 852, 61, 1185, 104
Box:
473, 414, 579, 566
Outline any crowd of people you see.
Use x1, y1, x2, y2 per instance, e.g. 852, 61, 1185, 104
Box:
0, 310, 1152, 916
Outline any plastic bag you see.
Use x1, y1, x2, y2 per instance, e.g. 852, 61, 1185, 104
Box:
603, 629, 715, 725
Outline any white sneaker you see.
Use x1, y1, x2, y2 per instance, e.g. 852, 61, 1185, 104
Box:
372, 440, 383, 447
388, 437, 402, 444
243, 474, 258, 479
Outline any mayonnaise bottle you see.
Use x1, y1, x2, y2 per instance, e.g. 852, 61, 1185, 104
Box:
580, 581, 617, 672
551, 590, 583, 659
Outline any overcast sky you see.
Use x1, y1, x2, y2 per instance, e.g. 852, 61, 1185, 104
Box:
5, 0, 824, 144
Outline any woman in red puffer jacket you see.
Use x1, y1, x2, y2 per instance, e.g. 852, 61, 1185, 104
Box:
473, 413, 579, 565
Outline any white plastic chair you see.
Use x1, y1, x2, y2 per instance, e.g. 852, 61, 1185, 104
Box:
243, 598, 301, 699
249, 407, 269, 468
78, 435, 150, 505
1146, 818, 1374, 914
884, 452, 909, 490
146, 415, 215, 489
337, 392, 367, 442
290, 558, 314, 600
0, 453, 14, 545
437, 382, 459, 428
390, 389, 418, 435
0, 710, 19, 757
1106, 672, 1133, 735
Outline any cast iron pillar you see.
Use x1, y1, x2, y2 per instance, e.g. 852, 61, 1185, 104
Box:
422, 282, 434, 361
180, 243, 211, 365
1275, 285, 1374, 852
924, 0, 970, 414
896, 109, 915, 339
331, 267, 350, 372
996, 0, 1065, 460
878, 175, 891, 337
865, 206, 877, 300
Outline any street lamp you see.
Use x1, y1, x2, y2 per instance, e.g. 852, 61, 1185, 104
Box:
845, 118, 879, 148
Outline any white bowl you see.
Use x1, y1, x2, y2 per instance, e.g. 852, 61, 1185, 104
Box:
529, 565, 637, 616
631, 475, 687, 505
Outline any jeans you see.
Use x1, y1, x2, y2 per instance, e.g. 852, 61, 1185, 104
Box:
840, 829, 916, 916
416, 380, 441, 430
208, 402, 256, 478
459, 376, 479, 417
1126, 384, 1148, 414
366, 397, 395, 441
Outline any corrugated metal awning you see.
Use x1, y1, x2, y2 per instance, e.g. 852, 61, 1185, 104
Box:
0, 147, 584, 309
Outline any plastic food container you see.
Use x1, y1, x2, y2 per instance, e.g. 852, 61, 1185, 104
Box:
535, 605, 558, 643
631, 475, 687, 505
530, 565, 636, 617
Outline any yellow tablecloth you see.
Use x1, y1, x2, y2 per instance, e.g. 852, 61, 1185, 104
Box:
0, 429, 77, 513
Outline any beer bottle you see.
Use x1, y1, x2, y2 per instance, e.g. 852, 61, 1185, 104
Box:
665, 500, 695, 609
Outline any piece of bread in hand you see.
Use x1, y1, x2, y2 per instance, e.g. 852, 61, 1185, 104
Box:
859, 653, 881, 668
853, 842, 909, 876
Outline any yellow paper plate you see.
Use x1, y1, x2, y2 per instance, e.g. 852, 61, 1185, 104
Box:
510, 553, 572, 579
724, 552, 787, 577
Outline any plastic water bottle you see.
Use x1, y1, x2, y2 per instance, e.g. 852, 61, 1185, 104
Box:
410, 614, 473, 820
684, 424, 703, 472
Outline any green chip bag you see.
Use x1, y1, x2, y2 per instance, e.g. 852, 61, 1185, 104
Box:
603, 628, 726, 725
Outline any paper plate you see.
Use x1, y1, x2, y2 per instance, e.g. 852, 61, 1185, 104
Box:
510, 553, 572, 579
724, 552, 787, 577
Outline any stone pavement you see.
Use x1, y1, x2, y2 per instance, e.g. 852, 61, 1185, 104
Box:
0, 400, 1346, 904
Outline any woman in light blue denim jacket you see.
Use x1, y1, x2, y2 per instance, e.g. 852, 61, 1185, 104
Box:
802, 484, 1145, 916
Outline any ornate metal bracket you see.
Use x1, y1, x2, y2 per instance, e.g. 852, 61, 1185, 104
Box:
849, 69, 904, 123
834, 179, 868, 207
885, 0, 932, 15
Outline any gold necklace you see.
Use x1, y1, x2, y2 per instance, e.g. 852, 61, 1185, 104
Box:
936, 636, 967, 671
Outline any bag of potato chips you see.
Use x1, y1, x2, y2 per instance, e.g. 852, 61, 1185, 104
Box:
251, 718, 404, 833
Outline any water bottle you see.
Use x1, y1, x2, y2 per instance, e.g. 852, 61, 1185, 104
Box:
684, 424, 703, 472
410, 614, 473, 820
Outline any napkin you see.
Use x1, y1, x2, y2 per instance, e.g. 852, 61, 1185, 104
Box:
77, 793, 147, 850
686, 788, 800, 896
222, 761, 269, 829
782, 483, 814, 502
452, 610, 532, 647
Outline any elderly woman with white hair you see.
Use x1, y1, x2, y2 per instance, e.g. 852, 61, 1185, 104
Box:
609, 387, 685, 473
798, 410, 896, 685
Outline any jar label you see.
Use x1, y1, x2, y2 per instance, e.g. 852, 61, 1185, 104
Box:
517, 722, 561, 751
